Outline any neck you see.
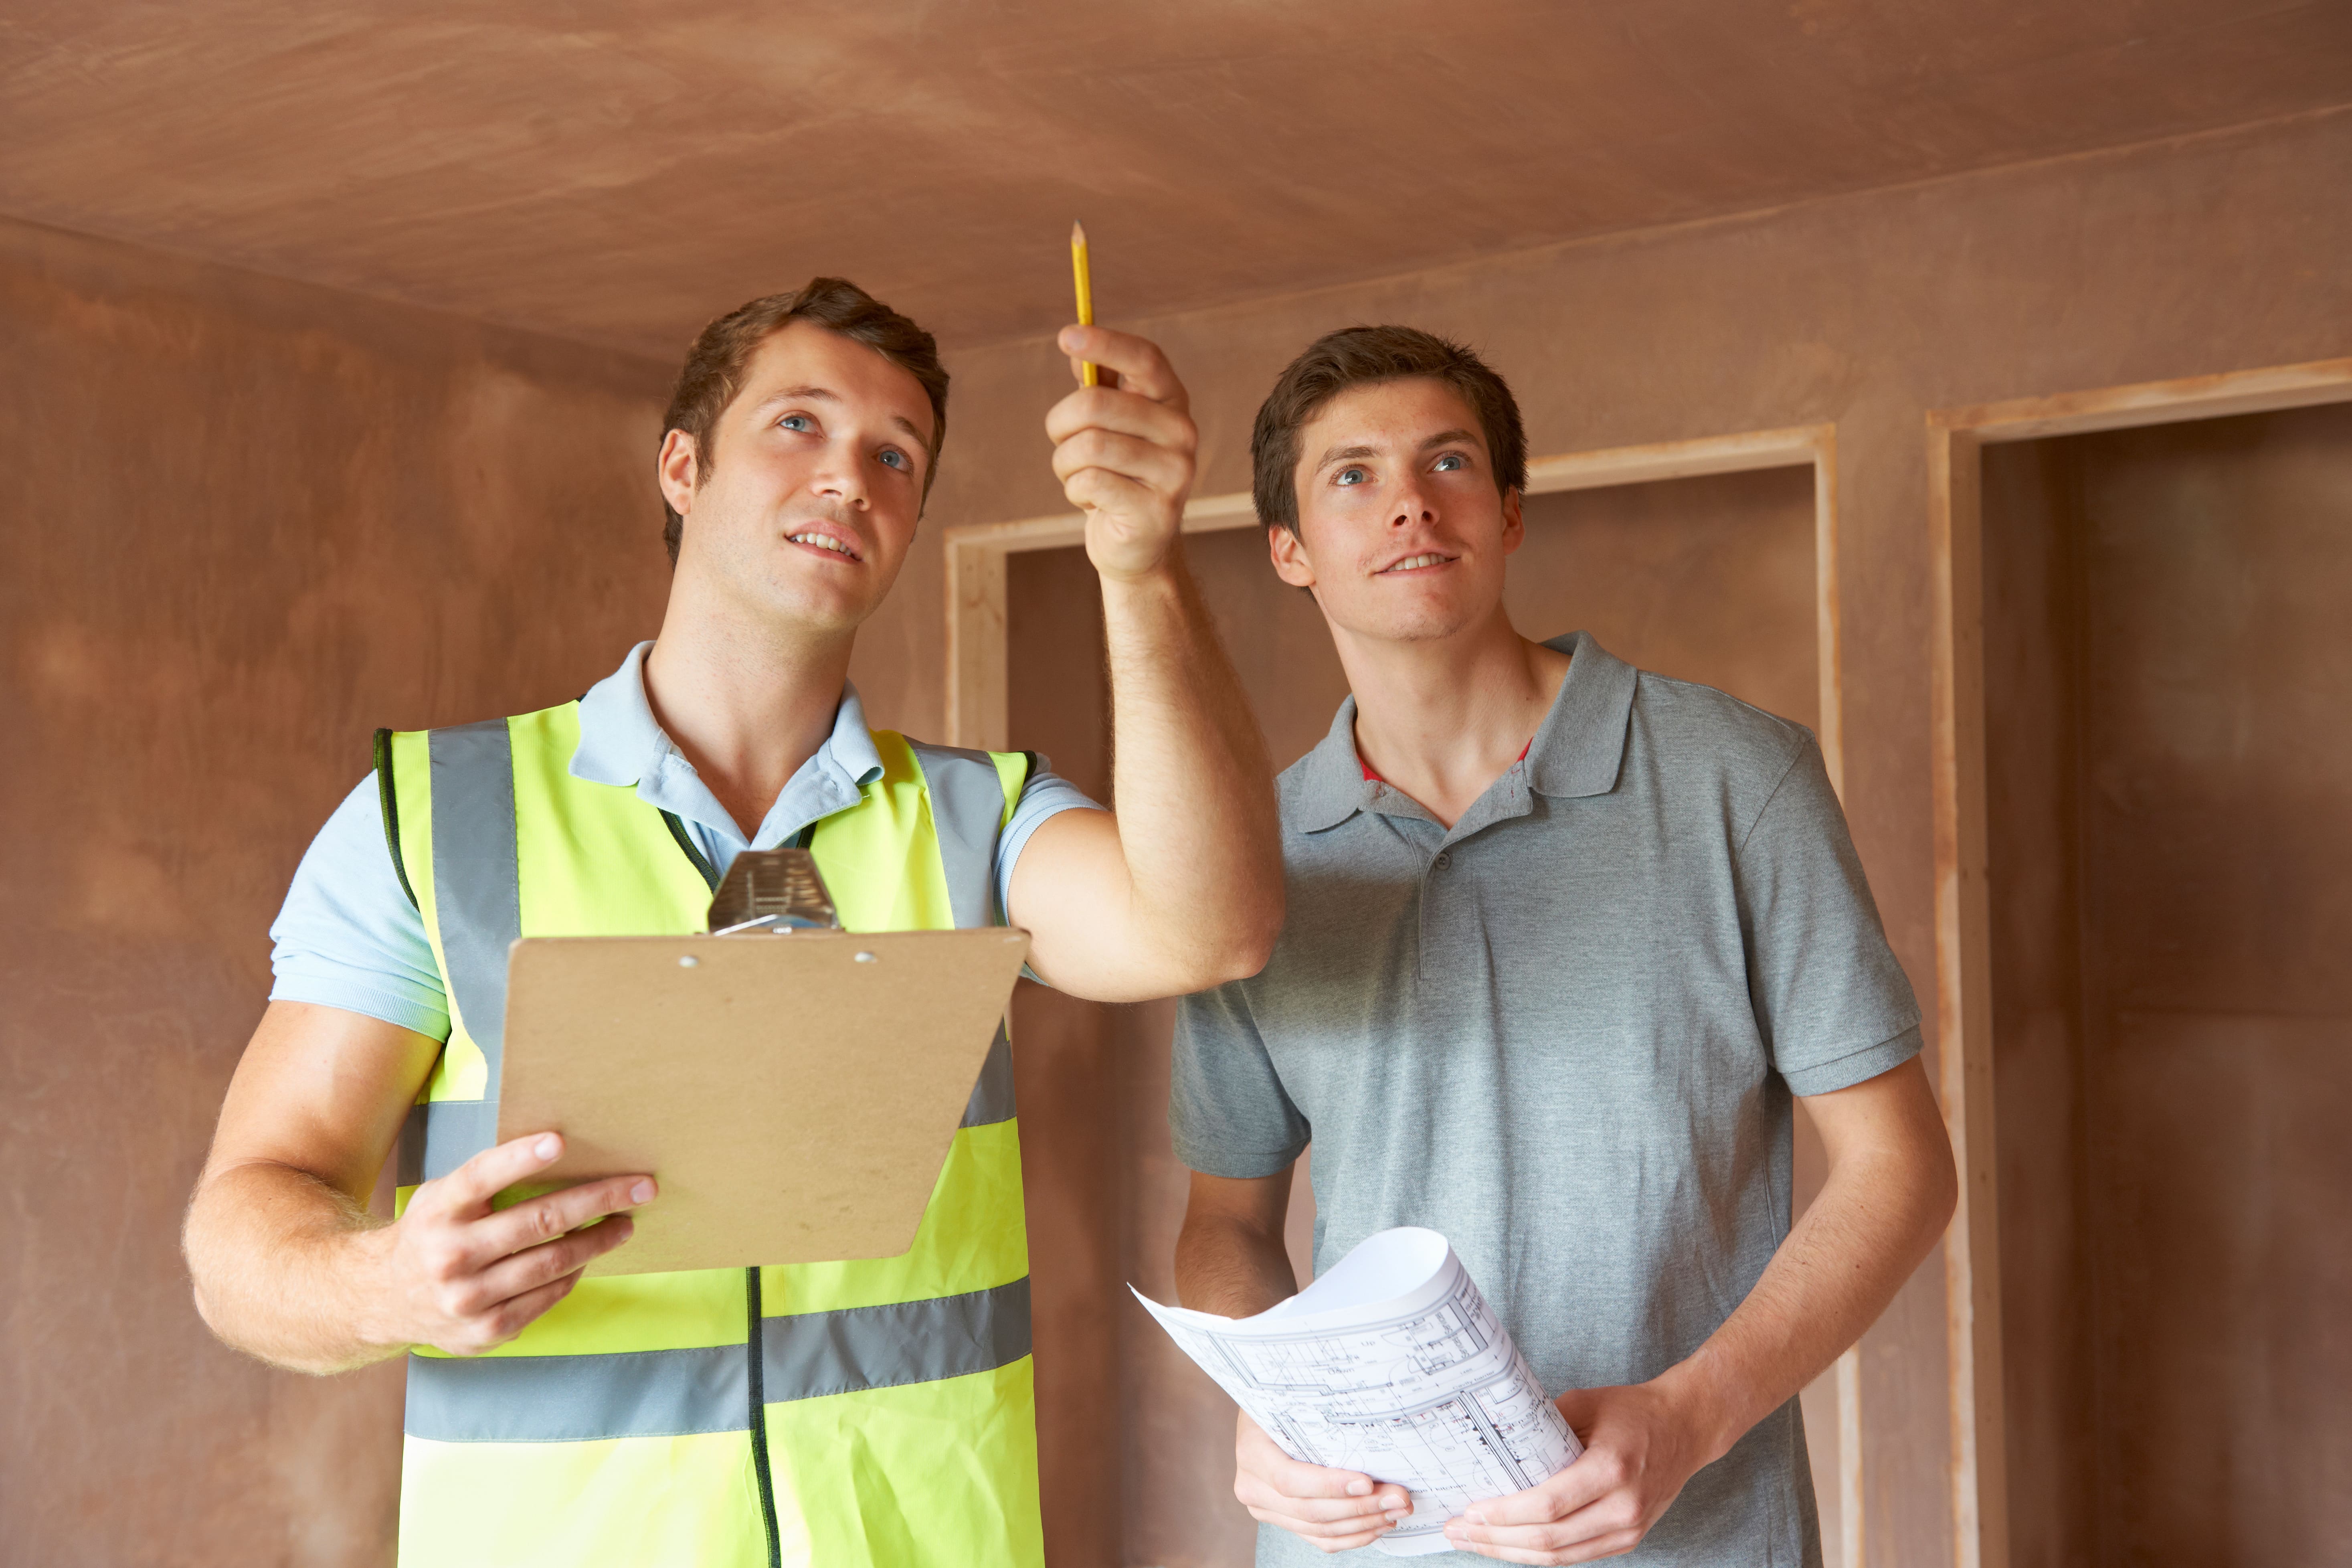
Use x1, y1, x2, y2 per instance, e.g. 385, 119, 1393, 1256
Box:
1333, 605, 1569, 829
642, 576, 855, 840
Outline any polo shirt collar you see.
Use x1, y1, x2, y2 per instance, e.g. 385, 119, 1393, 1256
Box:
1291, 631, 1636, 833
1525, 631, 1636, 799
1294, 697, 1375, 833
568, 639, 884, 792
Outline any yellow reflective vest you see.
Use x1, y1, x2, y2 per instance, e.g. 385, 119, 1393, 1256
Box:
374, 700, 1044, 1568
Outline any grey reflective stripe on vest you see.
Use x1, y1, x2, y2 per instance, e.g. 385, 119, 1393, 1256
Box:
904, 742, 1010, 930
428, 718, 522, 1084
908, 742, 1021, 1129
405, 1277, 1033, 1442
396, 1099, 500, 1185
959, 1021, 1014, 1129
393, 720, 523, 1186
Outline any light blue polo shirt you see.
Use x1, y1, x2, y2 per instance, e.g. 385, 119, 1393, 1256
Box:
269, 641, 1101, 1040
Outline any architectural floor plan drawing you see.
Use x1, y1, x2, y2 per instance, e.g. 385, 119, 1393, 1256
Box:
1135, 1228, 1580, 1555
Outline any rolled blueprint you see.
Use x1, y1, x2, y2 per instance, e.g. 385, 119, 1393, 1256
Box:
1133, 1227, 1581, 1556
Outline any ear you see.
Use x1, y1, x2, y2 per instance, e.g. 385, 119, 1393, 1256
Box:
657, 429, 701, 519
1499, 486, 1525, 556
1268, 522, 1318, 589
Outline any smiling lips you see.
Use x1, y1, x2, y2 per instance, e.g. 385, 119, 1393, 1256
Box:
1379, 552, 1455, 573
786, 528, 861, 562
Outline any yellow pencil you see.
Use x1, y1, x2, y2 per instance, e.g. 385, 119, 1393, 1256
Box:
1070, 221, 1098, 387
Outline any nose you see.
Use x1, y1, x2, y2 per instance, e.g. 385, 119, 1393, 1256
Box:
1389, 475, 1436, 528
809, 437, 870, 511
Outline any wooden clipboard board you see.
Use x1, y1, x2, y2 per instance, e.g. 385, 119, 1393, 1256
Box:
496, 927, 1029, 1277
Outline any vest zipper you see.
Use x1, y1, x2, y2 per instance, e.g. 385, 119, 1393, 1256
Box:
746, 1267, 783, 1568
659, 810, 720, 891
740, 819, 811, 1568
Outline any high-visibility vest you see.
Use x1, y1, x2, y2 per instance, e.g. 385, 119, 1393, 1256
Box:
374, 700, 1044, 1568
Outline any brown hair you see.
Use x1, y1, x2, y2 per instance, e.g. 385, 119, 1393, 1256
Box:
1250, 326, 1526, 534
660, 277, 950, 564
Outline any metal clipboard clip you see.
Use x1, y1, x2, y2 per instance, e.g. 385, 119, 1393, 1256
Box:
705, 848, 841, 935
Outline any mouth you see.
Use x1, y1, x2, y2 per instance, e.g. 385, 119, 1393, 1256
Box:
783, 526, 863, 564
1376, 552, 1457, 574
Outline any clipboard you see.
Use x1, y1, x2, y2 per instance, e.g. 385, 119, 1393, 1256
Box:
496, 915, 1029, 1278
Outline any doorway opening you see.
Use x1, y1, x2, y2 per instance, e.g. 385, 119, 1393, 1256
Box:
1978, 399, 2352, 1567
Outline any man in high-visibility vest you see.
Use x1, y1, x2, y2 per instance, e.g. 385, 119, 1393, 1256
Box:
184, 277, 1282, 1568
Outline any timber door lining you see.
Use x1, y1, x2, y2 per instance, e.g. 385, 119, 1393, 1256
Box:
1926, 356, 2352, 1568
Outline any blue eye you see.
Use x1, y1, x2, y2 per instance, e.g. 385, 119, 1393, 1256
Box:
878, 449, 909, 471
780, 414, 813, 432
1434, 453, 1465, 471
1335, 467, 1368, 486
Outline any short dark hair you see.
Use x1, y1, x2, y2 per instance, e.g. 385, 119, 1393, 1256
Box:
1250, 326, 1527, 534
660, 277, 950, 564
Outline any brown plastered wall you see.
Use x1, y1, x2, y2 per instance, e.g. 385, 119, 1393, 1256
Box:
0, 215, 672, 1566
899, 107, 2352, 1562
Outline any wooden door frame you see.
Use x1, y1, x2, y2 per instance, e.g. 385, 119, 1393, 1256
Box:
1927, 356, 2352, 1568
944, 421, 1871, 1554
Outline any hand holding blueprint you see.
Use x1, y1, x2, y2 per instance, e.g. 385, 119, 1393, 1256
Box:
1133, 1227, 1581, 1556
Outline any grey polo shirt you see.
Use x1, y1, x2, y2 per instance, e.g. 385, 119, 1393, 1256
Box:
1171, 633, 1921, 1568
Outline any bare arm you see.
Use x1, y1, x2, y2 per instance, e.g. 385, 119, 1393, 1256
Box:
1175, 1167, 1299, 1317
1011, 326, 1284, 1003
1177, 1169, 1414, 1552
183, 1000, 652, 1374
1446, 1055, 1958, 1562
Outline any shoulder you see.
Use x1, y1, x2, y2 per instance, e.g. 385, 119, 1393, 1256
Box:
1624, 667, 1814, 789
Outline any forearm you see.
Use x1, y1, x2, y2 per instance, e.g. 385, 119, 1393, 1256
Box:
1099, 550, 1282, 980
1657, 1136, 1955, 1461
1175, 1210, 1298, 1318
184, 1160, 402, 1375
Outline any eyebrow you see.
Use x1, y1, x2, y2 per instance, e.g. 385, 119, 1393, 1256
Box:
1312, 429, 1483, 471
1312, 442, 1380, 471
752, 383, 933, 453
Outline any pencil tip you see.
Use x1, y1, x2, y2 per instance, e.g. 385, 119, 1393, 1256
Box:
1071, 221, 1087, 246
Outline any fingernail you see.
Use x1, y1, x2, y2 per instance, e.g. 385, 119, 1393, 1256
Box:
1462, 1509, 1486, 1524
631, 1180, 656, 1205
1346, 1479, 1371, 1497
533, 1135, 560, 1160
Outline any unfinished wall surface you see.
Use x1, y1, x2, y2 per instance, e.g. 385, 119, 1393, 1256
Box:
0, 216, 671, 1567
1010, 467, 1839, 1566
909, 109, 2352, 1564
1984, 402, 2352, 1567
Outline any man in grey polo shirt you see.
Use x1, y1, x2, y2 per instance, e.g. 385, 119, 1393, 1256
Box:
1171, 327, 1957, 1565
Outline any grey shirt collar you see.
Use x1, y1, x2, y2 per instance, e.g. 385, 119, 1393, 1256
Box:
1294, 631, 1637, 834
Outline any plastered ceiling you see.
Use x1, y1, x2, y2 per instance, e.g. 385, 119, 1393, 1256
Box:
3, 0, 2347, 356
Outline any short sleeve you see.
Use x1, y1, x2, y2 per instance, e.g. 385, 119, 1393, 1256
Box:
1735, 740, 1924, 1097
1170, 981, 1311, 1178
268, 774, 452, 1040
994, 756, 1104, 929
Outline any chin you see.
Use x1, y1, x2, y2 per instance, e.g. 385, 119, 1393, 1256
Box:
753, 576, 876, 635
1347, 600, 1484, 644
